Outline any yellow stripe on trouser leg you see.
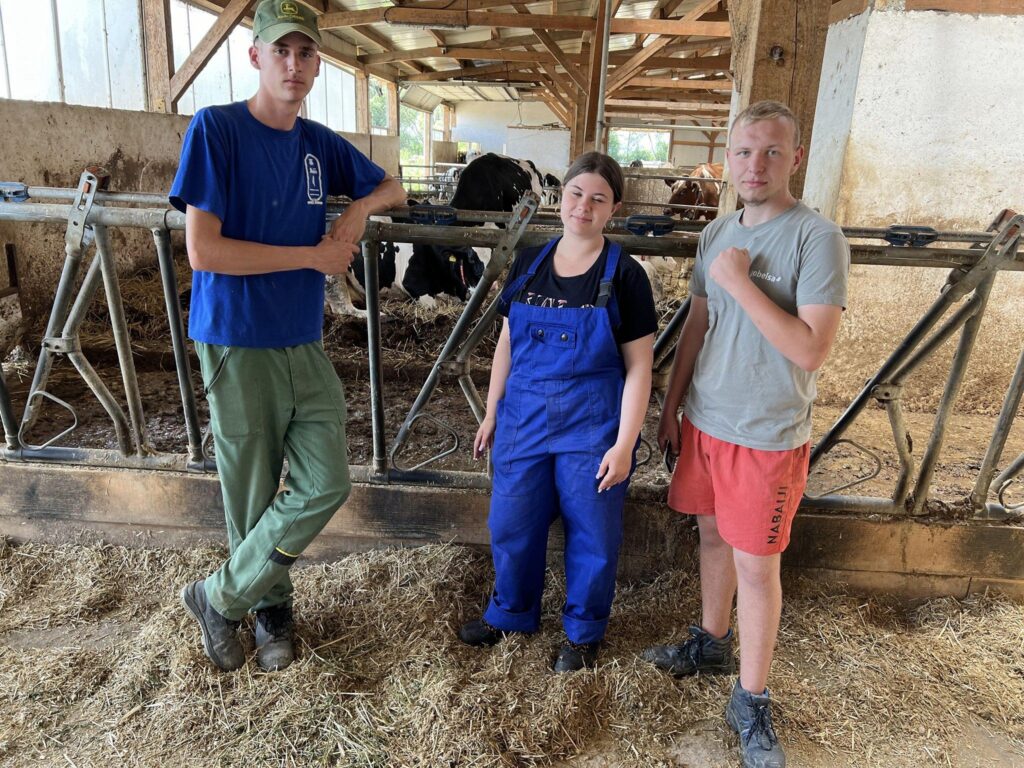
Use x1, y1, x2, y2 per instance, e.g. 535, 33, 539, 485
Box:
196, 340, 351, 621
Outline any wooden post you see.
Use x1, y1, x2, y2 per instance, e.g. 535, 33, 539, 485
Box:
569, 97, 587, 159
722, 0, 831, 212
386, 80, 399, 137
142, 0, 174, 113
443, 104, 454, 143
355, 70, 370, 134
580, 0, 608, 151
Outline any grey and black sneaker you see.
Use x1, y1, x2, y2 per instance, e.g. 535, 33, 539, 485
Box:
254, 602, 295, 672
725, 680, 786, 768
553, 640, 600, 673
458, 618, 506, 647
641, 624, 735, 676
181, 579, 245, 672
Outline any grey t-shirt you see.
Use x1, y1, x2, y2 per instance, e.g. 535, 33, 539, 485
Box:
685, 201, 850, 450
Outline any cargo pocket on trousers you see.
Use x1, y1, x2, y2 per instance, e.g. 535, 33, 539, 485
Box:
202, 346, 263, 438
313, 349, 348, 425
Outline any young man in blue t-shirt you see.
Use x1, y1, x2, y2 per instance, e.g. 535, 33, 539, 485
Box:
170, 0, 406, 672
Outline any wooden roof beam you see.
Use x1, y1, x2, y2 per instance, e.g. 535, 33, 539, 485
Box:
616, 76, 732, 90
320, 7, 730, 36
169, 0, 253, 107
605, 0, 721, 93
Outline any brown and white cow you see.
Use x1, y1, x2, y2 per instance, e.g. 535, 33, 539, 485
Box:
664, 162, 724, 221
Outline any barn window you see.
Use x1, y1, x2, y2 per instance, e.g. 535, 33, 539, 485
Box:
400, 104, 431, 195
608, 129, 671, 166
0, 0, 145, 109
170, 0, 356, 131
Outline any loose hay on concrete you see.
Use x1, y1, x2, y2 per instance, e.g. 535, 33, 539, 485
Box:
0, 539, 1021, 767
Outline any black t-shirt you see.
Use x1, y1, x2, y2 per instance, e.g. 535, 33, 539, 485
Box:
499, 238, 659, 345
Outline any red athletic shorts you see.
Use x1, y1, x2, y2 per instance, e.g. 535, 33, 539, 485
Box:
667, 417, 810, 556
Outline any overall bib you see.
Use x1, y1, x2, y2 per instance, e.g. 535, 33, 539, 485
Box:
484, 238, 632, 645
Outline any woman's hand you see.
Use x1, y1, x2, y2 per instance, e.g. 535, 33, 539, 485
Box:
596, 442, 633, 492
474, 415, 496, 459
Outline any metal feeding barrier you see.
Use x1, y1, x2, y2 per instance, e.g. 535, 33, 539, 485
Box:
0, 168, 1022, 520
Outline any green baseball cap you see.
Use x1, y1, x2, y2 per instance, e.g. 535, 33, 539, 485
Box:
253, 0, 322, 45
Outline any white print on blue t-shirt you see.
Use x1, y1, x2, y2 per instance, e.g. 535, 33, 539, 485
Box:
305, 154, 323, 205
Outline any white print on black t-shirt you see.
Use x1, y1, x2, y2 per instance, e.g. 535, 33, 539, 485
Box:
304, 154, 324, 205
751, 269, 781, 283
524, 291, 593, 309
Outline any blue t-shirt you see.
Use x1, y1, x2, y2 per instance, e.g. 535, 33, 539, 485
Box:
169, 101, 386, 347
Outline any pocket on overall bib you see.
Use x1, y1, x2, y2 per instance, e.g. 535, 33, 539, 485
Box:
525, 322, 577, 380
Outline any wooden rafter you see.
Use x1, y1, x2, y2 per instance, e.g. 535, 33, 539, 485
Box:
320, 7, 730, 36
623, 76, 731, 90
539, 64, 577, 105
539, 90, 572, 126
605, 0, 721, 93
170, 0, 254, 107
604, 97, 730, 111
533, 29, 588, 90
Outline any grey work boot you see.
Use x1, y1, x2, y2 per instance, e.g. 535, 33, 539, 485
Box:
726, 680, 786, 768
641, 625, 735, 676
254, 602, 295, 672
181, 579, 245, 672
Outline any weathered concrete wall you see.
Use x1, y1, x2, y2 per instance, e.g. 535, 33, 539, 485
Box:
0, 100, 191, 323
0, 100, 398, 329
806, 8, 1024, 416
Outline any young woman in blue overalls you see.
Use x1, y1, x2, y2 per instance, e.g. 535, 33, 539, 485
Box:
459, 152, 657, 672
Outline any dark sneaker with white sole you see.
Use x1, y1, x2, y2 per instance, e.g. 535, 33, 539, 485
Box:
180, 579, 245, 672
255, 602, 295, 672
641, 624, 735, 676
553, 641, 600, 673
726, 680, 786, 768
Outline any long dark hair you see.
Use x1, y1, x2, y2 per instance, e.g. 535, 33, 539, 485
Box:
562, 152, 625, 204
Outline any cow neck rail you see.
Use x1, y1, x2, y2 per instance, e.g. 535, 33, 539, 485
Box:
0, 183, 1023, 521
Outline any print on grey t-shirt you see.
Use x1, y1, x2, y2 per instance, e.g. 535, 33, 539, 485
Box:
685, 201, 850, 451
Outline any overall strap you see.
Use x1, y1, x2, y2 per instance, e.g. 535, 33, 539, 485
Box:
595, 241, 623, 331
499, 237, 560, 308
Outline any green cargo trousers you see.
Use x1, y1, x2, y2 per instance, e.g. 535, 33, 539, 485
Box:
195, 340, 351, 621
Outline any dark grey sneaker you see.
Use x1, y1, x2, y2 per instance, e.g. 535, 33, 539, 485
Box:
254, 603, 295, 672
458, 618, 505, 647
180, 579, 244, 672
553, 641, 600, 673
726, 680, 786, 768
641, 625, 735, 676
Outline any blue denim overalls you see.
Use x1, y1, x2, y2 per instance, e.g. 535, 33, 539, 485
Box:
483, 237, 633, 644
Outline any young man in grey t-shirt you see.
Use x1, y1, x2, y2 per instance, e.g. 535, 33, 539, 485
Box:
643, 101, 849, 768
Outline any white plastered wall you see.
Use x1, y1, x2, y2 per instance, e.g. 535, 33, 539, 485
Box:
805, 8, 1024, 415
453, 102, 569, 175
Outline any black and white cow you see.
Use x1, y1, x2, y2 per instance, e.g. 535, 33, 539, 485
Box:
447, 152, 544, 213
541, 172, 562, 208
325, 153, 548, 317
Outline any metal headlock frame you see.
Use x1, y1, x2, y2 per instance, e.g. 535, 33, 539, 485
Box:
1, 171, 1022, 519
